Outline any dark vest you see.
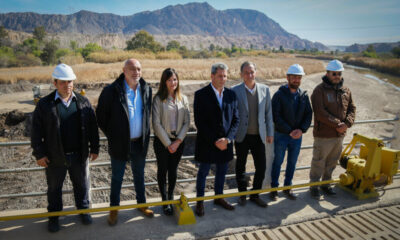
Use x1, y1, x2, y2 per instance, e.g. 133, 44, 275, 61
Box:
56, 99, 82, 153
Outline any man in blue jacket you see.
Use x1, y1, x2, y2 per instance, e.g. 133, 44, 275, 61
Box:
194, 62, 239, 216
270, 64, 312, 201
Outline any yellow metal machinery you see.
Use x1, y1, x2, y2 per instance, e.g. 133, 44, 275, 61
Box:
339, 134, 400, 199
32, 85, 86, 105
174, 193, 196, 225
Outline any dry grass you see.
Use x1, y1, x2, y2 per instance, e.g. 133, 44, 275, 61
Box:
346, 57, 400, 76
0, 55, 324, 84
87, 50, 156, 63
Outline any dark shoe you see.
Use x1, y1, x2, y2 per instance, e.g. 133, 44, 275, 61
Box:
238, 196, 247, 206
283, 189, 297, 200
139, 207, 154, 218
250, 196, 268, 208
321, 186, 336, 196
163, 205, 173, 216
214, 198, 235, 210
269, 191, 278, 201
80, 213, 93, 225
48, 217, 60, 233
195, 201, 204, 217
310, 187, 320, 199
107, 210, 118, 226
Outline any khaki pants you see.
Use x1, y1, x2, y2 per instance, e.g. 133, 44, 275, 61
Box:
309, 137, 344, 188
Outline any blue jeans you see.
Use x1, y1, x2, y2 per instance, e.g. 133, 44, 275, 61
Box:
110, 140, 146, 206
271, 131, 302, 188
196, 162, 228, 197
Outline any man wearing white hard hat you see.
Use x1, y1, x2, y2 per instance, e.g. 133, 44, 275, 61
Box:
309, 59, 356, 199
232, 61, 273, 208
31, 63, 99, 232
269, 64, 312, 201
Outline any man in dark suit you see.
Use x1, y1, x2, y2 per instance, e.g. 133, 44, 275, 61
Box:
194, 62, 239, 217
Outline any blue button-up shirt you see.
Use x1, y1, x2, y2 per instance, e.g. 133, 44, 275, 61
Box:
125, 80, 143, 139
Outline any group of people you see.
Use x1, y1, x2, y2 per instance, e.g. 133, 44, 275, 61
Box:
31, 58, 355, 232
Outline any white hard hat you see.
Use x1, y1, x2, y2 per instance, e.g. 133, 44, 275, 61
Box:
326, 59, 344, 72
52, 63, 76, 81
286, 64, 305, 75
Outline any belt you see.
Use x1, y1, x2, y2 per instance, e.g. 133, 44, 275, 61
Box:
130, 137, 141, 142
65, 152, 79, 156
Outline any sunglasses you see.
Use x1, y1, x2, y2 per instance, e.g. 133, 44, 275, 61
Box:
331, 72, 342, 77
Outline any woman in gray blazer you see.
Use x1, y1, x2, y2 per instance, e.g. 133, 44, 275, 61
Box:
152, 68, 190, 215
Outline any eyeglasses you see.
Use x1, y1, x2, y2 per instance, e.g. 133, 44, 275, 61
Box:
331, 72, 342, 77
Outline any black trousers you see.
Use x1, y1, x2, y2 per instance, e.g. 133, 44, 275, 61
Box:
235, 134, 266, 197
45, 152, 89, 213
153, 137, 185, 201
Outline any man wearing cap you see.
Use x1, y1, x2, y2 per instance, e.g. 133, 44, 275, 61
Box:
96, 59, 153, 225
232, 61, 273, 208
31, 63, 99, 232
269, 64, 312, 201
194, 62, 239, 216
309, 59, 356, 199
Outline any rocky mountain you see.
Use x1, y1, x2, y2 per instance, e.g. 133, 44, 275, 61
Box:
345, 42, 400, 53
0, 2, 328, 50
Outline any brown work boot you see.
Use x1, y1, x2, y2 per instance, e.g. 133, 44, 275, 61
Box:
214, 198, 235, 210
195, 201, 204, 217
138, 207, 154, 218
107, 210, 118, 226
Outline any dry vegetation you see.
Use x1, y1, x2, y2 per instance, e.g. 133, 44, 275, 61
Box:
344, 57, 400, 76
0, 55, 324, 84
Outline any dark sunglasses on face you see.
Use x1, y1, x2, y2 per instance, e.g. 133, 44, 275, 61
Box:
331, 72, 342, 77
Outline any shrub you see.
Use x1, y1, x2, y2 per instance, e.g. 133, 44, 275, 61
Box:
59, 54, 85, 65
156, 51, 182, 59
126, 30, 163, 53
215, 51, 228, 58
15, 53, 42, 67
56, 48, 71, 59
81, 43, 102, 59
40, 39, 59, 65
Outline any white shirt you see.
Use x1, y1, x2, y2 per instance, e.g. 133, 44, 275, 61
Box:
55, 91, 76, 107
210, 83, 224, 108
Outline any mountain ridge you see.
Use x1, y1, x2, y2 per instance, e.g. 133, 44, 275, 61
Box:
0, 2, 327, 50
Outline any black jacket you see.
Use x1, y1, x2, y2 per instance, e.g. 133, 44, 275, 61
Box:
194, 84, 239, 163
272, 85, 313, 134
96, 74, 152, 160
31, 90, 99, 167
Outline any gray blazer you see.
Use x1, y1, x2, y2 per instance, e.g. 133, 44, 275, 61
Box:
152, 94, 190, 147
232, 82, 274, 144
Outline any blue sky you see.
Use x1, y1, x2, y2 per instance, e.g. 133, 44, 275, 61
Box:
1, 0, 399, 46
